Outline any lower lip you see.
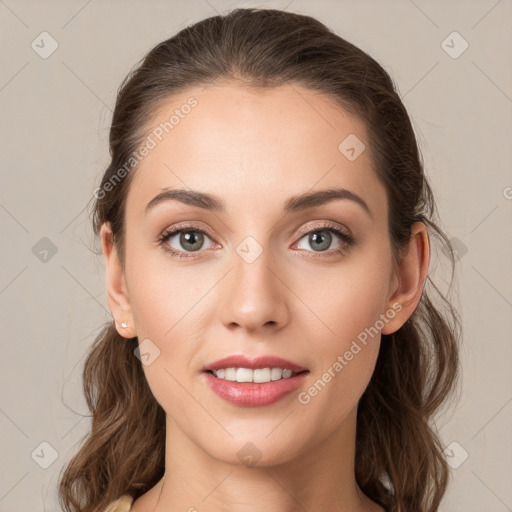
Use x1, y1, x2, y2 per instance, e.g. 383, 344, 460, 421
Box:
203, 371, 309, 407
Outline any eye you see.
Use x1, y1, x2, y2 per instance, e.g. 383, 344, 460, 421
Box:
157, 221, 354, 259
157, 224, 217, 258
293, 221, 354, 257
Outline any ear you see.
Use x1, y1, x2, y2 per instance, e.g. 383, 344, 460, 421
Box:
100, 222, 136, 338
381, 221, 430, 335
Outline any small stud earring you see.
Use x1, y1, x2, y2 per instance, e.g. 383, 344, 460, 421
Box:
121, 322, 127, 328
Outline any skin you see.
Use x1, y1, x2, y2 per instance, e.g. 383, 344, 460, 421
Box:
101, 82, 429, 512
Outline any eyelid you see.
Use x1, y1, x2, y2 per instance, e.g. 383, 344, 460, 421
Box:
294, 220, 351, 239
161, 221, 217, 240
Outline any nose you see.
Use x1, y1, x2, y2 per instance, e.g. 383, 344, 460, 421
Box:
218, 245, 290, 334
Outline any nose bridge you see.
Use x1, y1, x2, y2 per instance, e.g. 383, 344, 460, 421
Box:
219, 234, 288, 331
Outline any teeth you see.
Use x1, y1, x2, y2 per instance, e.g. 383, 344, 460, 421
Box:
254, 368, 271, 383
224, 368, 237, 381
236, 368, 253, 382
211, 367, 297, 383
271, 367, 282, 381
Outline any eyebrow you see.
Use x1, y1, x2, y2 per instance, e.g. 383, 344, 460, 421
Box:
144, 187, 373, 219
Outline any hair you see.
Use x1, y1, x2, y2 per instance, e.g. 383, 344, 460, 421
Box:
58, 7, 462, 512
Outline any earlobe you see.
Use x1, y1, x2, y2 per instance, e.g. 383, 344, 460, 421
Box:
100, 222, 136, 339
381, 222, 430, 335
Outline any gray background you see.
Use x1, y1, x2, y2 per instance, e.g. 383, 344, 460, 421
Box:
0, 0, 511, 511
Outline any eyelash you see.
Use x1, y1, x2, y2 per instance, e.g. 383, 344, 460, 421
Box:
157, 221, 354, 259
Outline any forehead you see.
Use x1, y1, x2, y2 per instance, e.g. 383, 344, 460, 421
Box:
125, 82, 387, 223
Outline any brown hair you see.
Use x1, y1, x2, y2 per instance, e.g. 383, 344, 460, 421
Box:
58, 7, 461, 512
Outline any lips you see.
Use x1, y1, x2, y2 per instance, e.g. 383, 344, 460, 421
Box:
201, 354, 309, 407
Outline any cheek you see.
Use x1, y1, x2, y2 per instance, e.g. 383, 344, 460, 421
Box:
125, 250, 209, 391
291, 243, 390, 403
126, 247, 204, 339
296, 269, 386, 427
292, 257, 390, 348
128, 277, 198, 421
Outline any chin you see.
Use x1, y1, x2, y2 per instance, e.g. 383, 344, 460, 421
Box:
202, 434, 308, 469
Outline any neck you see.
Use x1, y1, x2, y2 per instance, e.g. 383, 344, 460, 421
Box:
138, 407, 383, 512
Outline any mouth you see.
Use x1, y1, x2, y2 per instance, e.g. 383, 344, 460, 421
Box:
201, 355, 309, 407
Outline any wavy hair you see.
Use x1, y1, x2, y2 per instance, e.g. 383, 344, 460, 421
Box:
58, 8, 461, 512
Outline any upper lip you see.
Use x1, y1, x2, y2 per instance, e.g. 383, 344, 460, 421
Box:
203, 355, 308, 373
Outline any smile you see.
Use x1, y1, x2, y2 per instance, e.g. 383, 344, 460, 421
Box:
203, 369, 309, 407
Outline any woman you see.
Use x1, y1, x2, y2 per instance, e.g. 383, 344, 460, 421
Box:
58, 7, 461, 512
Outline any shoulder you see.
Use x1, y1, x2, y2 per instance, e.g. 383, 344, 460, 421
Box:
103, 494, 134, 512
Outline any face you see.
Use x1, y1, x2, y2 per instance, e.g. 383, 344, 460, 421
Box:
103, 82, 423, 468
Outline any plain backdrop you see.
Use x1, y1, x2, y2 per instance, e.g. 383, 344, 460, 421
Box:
0, 1, 511, 511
